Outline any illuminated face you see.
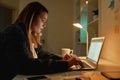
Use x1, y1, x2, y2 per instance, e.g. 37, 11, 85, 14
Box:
31, 12, 48, 34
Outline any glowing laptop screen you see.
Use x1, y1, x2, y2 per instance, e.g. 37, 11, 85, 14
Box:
87, 37, 104, 62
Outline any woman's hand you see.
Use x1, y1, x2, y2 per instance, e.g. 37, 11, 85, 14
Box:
75, 57, 84, 67
62, 53, 72, 60
63, 54, 83, 67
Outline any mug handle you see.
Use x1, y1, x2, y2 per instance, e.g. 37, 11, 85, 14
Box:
70, 50, 73, 54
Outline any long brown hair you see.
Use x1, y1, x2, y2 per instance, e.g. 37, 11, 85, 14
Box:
14, 2, 48, 57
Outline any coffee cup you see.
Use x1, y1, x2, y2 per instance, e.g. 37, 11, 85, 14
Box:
61, 48, 73, 57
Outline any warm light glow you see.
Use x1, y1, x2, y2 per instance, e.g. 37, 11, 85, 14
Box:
73, 23, 83, 29
86, 1, 88, 5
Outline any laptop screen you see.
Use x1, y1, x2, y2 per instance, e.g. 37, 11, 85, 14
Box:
87, 37, 105, 63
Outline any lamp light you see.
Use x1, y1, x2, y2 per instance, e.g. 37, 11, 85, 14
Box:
73, 23, 88, 56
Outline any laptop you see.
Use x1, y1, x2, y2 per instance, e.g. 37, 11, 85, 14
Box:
71, 37, 105, 71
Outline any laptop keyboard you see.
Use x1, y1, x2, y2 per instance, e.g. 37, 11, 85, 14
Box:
82, 62, 91, 68
70, 61, 92, 70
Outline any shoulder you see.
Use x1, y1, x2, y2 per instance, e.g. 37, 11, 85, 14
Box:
2, 24, 25, 36
2, 24, 23, 34
1, 24, 27, 42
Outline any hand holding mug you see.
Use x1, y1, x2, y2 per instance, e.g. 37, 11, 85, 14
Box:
61, 48, 73, 58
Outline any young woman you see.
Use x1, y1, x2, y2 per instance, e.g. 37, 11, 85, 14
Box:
0, 2, 83, 79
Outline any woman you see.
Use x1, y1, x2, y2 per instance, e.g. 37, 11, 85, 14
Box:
0, 2, 83, 79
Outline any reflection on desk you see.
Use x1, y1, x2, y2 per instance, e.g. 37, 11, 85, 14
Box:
48, 71, 108, 80
13, 71, 109, 80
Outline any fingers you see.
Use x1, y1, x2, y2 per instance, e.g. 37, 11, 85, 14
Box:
75, 57, 84, 67
67, 56, 84, 68
67, 57, 77, 67
76, 60, 84, 67
63, 53, 76, 60
63, 54, 71, 60
63, 54, 84, 67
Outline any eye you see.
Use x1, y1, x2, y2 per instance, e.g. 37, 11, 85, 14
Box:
40, 18, 46, 23
42, 19, 46, 23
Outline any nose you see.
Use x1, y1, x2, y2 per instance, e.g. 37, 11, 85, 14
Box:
43, 23, 46, 28
41, 24, 46, 30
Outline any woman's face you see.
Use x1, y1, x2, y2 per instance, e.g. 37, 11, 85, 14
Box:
31, 12, 48, 34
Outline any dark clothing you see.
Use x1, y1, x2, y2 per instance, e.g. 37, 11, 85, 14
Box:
0, 24, 68, 80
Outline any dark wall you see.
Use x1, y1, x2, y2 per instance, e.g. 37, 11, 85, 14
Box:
0, 5, 13, 31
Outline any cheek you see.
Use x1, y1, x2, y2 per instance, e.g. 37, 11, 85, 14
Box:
34, 25, 41, 33
32, 21, 42, 33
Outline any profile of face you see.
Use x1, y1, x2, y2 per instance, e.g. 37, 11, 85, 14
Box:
31, 12, 48, 34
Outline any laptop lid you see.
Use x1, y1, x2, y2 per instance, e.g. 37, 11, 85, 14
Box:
87, 37, 105, 65
70, 37, 105, 71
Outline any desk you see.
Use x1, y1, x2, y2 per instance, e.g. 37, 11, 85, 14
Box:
13, 71, 109, 80
97, 58, 120, 71
13, 58, 120, 80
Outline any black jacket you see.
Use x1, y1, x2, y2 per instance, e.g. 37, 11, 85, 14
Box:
0, 24, 68, 80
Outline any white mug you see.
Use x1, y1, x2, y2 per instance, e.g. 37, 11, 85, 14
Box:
61, 48, 73, 57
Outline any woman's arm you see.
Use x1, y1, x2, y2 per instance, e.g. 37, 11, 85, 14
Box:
36, 45, 62, 60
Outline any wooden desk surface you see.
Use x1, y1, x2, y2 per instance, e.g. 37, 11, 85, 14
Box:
13, 71, 109, 80
97, 58, 120, 71
48, 71, 109, 80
